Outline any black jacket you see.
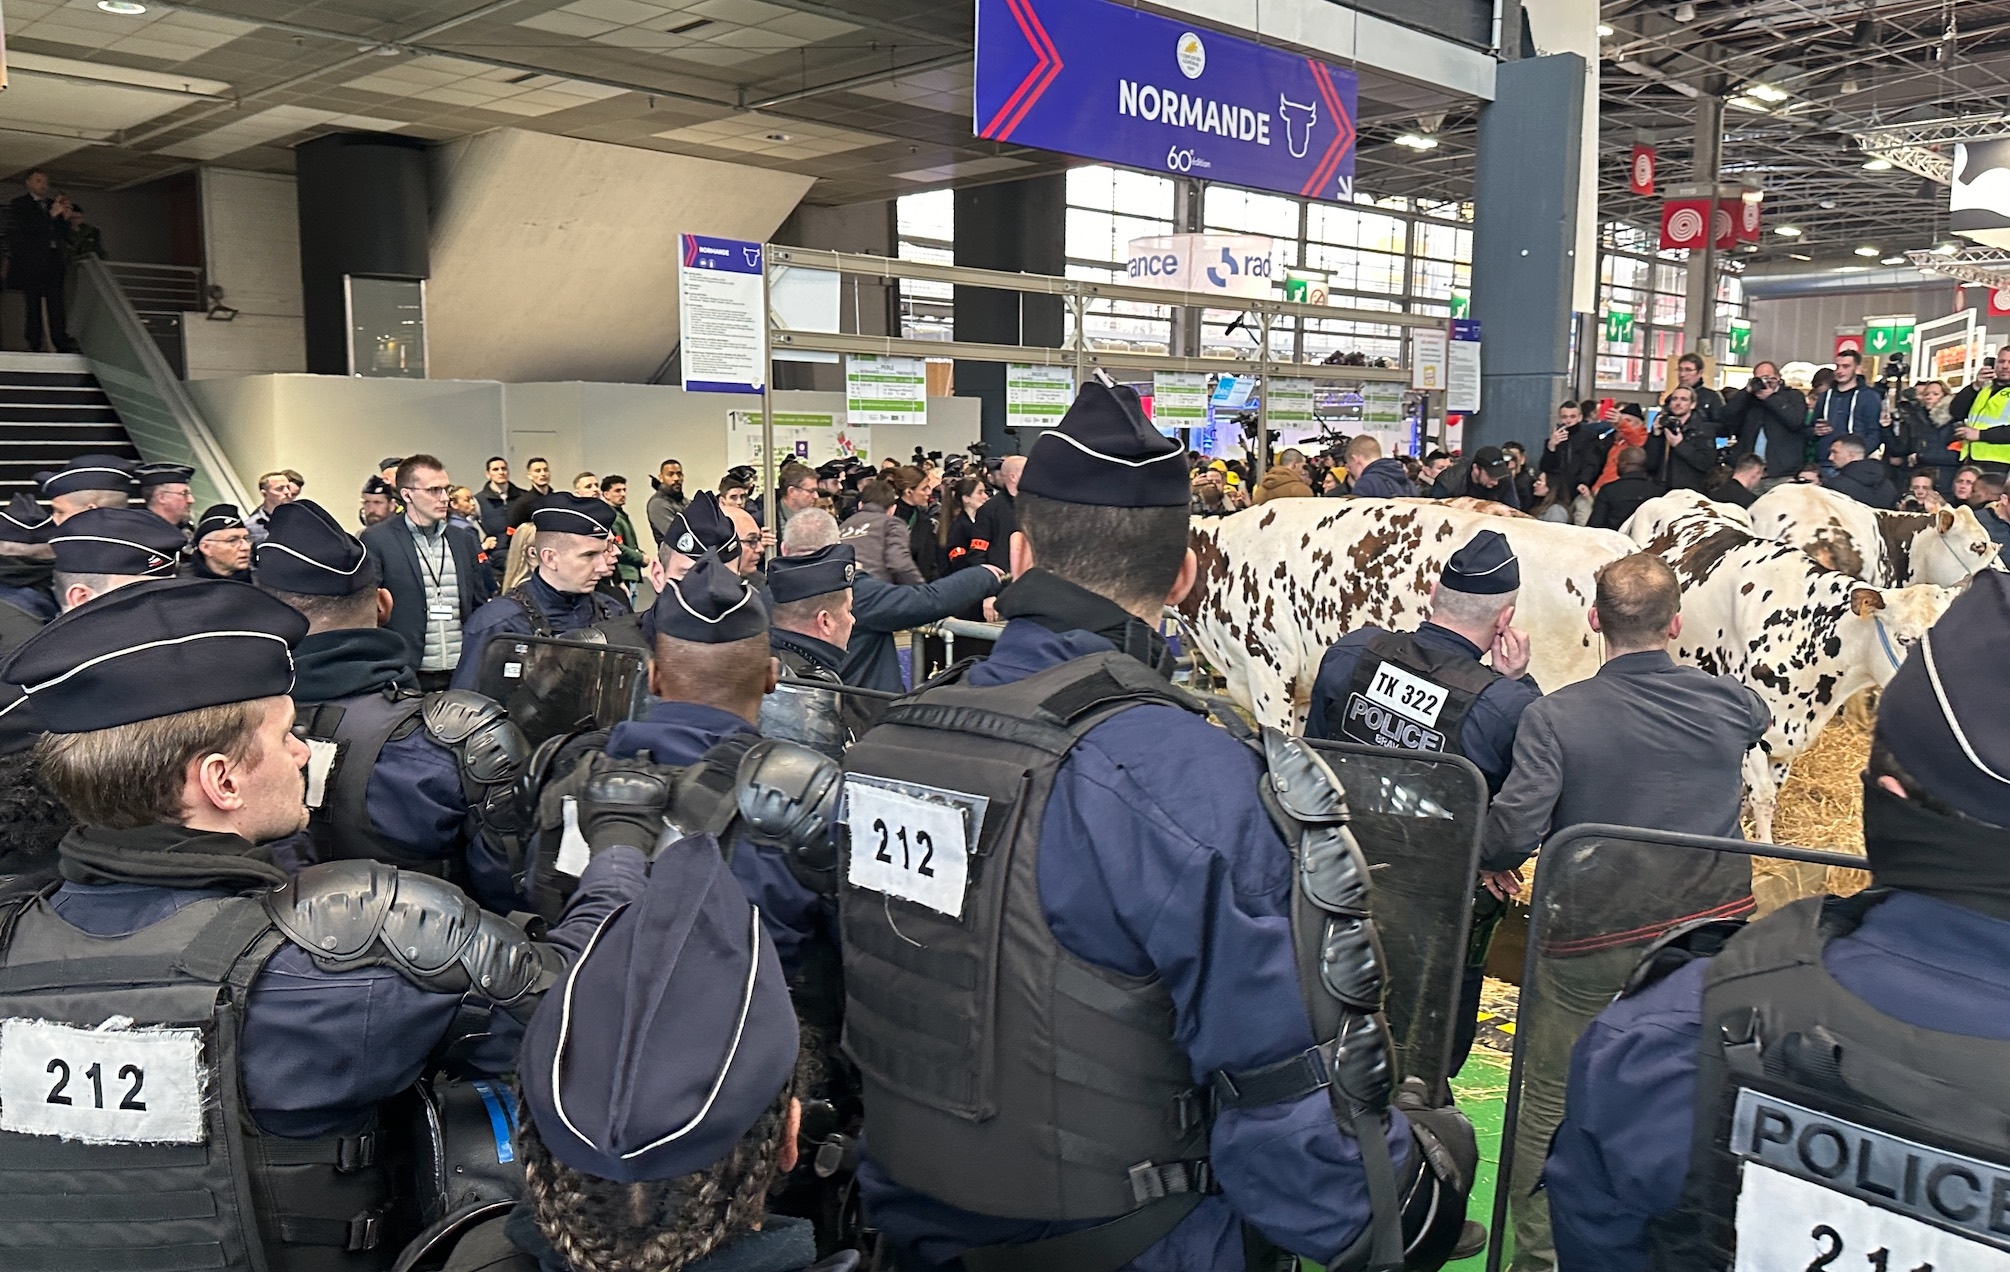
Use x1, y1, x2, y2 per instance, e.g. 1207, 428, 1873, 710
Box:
6, 194, 65, 281
1824, 459, 1899, 510
1723, 382, 1810, 478
1539, 424, 1614, 498
1644, 417, 1719, 492
1349, 457, 1415, 499
971, 490, 1016, 571
1588, 472, 1663, 531
1705, 477, 1759, 509
1888, 397, 1964, 491
473, 482, 523, 542
360, 516, 488, 669
1429, 456, 1521, 508
1677, 382, 1727, 428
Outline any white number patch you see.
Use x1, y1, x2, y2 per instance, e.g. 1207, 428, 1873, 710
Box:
1735, 1162, 2010, 1272
844, 777, 979, 919
1364, 663, 1449, 728
0, 1018, 206, 1144
302, 737, 340, 811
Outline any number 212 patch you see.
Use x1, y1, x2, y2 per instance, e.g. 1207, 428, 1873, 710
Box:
0, 1018, 206, 1144
843, 776, 981, 919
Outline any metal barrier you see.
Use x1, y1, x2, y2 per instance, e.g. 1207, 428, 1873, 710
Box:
102, 261, 205, 314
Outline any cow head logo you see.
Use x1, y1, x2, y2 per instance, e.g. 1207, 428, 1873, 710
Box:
1176, 32, 1205, 79
1278, 94, 1317, 160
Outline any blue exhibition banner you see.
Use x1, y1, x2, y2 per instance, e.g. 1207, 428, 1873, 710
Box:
976, 0, 1357, 202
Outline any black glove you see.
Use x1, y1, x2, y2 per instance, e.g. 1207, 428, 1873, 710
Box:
1394, 1077, 1479, 1199
578, 756, 672, 857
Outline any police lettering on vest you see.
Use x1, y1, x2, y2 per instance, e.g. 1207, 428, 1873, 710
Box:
1338, 631, 1501, 755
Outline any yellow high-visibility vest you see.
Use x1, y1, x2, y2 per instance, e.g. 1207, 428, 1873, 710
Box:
1965, 383, 2010, 465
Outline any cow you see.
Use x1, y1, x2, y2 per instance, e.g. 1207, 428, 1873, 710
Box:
1641, 507, 1962, 841
1620, 490, 1752, 544
1745, 483, 2000, 587
1178, 499, 1636, 730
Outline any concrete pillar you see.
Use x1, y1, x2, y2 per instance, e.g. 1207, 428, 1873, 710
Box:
1468, 54, 1586, 453
295, 133, 429, 376
954, 175, 1065, 456
1682, 96, 1725, 356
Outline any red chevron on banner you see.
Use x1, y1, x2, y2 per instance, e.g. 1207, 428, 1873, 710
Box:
978, 0, 1064, 142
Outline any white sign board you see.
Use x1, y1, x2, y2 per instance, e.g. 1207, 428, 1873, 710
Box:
769, 265, 840, 365
1126, 233, 1277, 300
1266, 377, 1314, 424
727, 411, 871, 469
1152, 371, 1209, 432
846, 355, 927, 426
1411, 329, 1449, 391
1006, 363, 1075, 429
0, 1018, 207, 1145
842, 776, 986, 919
1446, 340, 1482, 413
678, 234, 765, 394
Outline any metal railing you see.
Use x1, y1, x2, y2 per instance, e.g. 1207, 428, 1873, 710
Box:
102, 261, 204, 313
71, 257, 251, 510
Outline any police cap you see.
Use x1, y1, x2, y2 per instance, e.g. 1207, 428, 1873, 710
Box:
360, 474, 393, 498
0, 494, 52, 546
49, 507, 184, 578
1441, 529, 1519, 595
2, 577, 306, 731
529, 492, 616, 539
652, 556, 766, 644
767, 542, 856, 605
136, 462, 195, 490
193, 504, 244, 547
665, 490, 737, 563
1875, 570, 2010, 827
254, 500, 371, 596
1019, 381, 1189, 508
518, 831, 798, 1183
38, 454, 136, 499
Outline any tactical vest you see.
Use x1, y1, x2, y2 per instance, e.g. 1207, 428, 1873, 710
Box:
1647, 893, 2010, 1271
502, 583, 625, 639
0, 881, 396, 1272
762, 643, 850, 761
1964, 384, 2010, 467
838, 653, 1214, 1223
1331, 630, 1501, 757
296, 687, 437, 875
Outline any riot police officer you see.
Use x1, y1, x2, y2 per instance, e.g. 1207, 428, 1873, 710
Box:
842, 381, 1476, 1271
0, 578, 642, 1270
657, 488, 743, 583
1306, 530, 1541, 1075
451, 493, 630, 690
760, 541, 858, 759
256, 500, 526, 909
190, 504, 253, 579
1544, 569, 2010, 1271
48, 504, 186, 609
37, 451, 135, 523
0, 491, 61, 869
0, 492, 55, 646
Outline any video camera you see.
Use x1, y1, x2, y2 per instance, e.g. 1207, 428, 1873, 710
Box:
1879, 351, 1910, 385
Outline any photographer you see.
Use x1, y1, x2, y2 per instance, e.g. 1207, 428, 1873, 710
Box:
1893, 378, 1964, 494
1540, 400, 1613, 499
1722, 361, 1809, 481
1644, 387, 1718, 492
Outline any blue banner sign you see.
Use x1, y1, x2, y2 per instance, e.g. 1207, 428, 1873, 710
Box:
976, 0, 1358, 201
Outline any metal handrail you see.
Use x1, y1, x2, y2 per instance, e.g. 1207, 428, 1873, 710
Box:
102, 260, 204, 311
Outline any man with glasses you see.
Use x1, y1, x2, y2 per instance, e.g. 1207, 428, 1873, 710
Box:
776, 462, 819, 537
188, 505, 252, 579
362, 454, 485, 691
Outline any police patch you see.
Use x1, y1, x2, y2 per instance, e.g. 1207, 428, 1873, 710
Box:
0, 1018, 207, 1144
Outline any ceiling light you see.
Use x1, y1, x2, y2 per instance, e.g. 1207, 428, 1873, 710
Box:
764, 132, 791, 142
97, 0, 147, 11
1819, 199, 1838, 210
1774, 225, 1803, 237
1596, 23, 1614, 37
1748, 83, 1790, 102
1789, 252, 1813, 261
1674, 1, 1696, 22
1855, 246, 1881, 257
1394, 133, 1439, 150
1862, 157, 1893, 171
1935, 242, 1960, 255
1880, 255, 1907, 265
1727, 96, 1768, 113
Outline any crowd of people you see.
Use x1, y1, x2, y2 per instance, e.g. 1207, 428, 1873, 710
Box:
0, 353, 2003, 1272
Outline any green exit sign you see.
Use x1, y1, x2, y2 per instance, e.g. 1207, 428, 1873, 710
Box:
1865, 316, 1915, 358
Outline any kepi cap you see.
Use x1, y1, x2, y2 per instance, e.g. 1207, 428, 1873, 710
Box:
529, 493, 616, 539
0, 494, 52, 546
665, 491, 737, 564
255, 500, 371, 596
193, 505, 244, 546
38, 454, 136, 499
136, 462, 195, 490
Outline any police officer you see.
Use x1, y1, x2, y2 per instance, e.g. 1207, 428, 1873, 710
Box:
0, 492, 56, 644
37, 452, 135, 523
256, 500, 526, 908
137, 461, 196, 535
761, 540, 858, 759
452, 492, 630, 690
1543, 569, 2010, 1271
0, 491, 62, 870
1306, 530, 1541, 1075
0, 578, 643, 1270
843, 380, 1476, 1271
189, 504, 252, 579
657, 489, 743, 583
421, 829, 837, 1272
48, 504, 186, 609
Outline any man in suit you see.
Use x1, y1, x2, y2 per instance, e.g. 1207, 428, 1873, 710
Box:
360, 453, 486, 691
8, 169, 75, 353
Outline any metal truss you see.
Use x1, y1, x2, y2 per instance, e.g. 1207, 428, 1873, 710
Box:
1854, 112, 2010, 184
1904, 246, 2010, 288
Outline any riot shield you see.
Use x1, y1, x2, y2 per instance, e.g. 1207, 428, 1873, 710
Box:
1303, 741, 1486, 1098
1488, 826, 1866, 1272
474, 634, 648, 746
760, 676, 902, 760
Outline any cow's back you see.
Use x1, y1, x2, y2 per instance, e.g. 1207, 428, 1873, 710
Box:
1747, 484, 1887, 582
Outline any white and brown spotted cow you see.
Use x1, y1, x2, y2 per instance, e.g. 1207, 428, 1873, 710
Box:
1620, 490, 1752, 544
1642, 507, 1962, 840
1179, 499, 1636, 729
1745, 483, 2000, 587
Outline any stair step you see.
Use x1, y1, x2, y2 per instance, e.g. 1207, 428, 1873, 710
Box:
0, 407, 123, 424
0, 371, 100, 389
0, 388, 115, 405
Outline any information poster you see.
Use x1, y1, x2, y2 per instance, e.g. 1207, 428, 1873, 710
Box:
846, 355, 927, 426
1267, 377, 1314, 425
1446, 319, 1482, 414
1152, 371, 1209, 434
1411, 329, 1448, 391
678, 235, 765, 394
727, 412, 871, 469
1006, 363, 1075, 428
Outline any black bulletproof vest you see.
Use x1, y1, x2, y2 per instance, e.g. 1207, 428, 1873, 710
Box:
295, 687, 442, 876
502, 583, 625, 639
1648, 894, 2010, 1271
1331, 630, 1501, 758
761, 645, 850, 761
0, 882, 396, 1272
838, 651, 1209, 1221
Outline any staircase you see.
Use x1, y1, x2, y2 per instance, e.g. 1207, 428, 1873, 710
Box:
0, 352, 141, 499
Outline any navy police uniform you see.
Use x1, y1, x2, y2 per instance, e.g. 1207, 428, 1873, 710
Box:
0, 493, 55, 645
1545, 571, 2010, 1272
49, 504, 186, 585
451, 494, 630, 691
846, 382, 1476, 1272
258, 500, 527, 911
0, 578, 641, 1270
762, 542, 862, 760
189, 503, 250, 579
